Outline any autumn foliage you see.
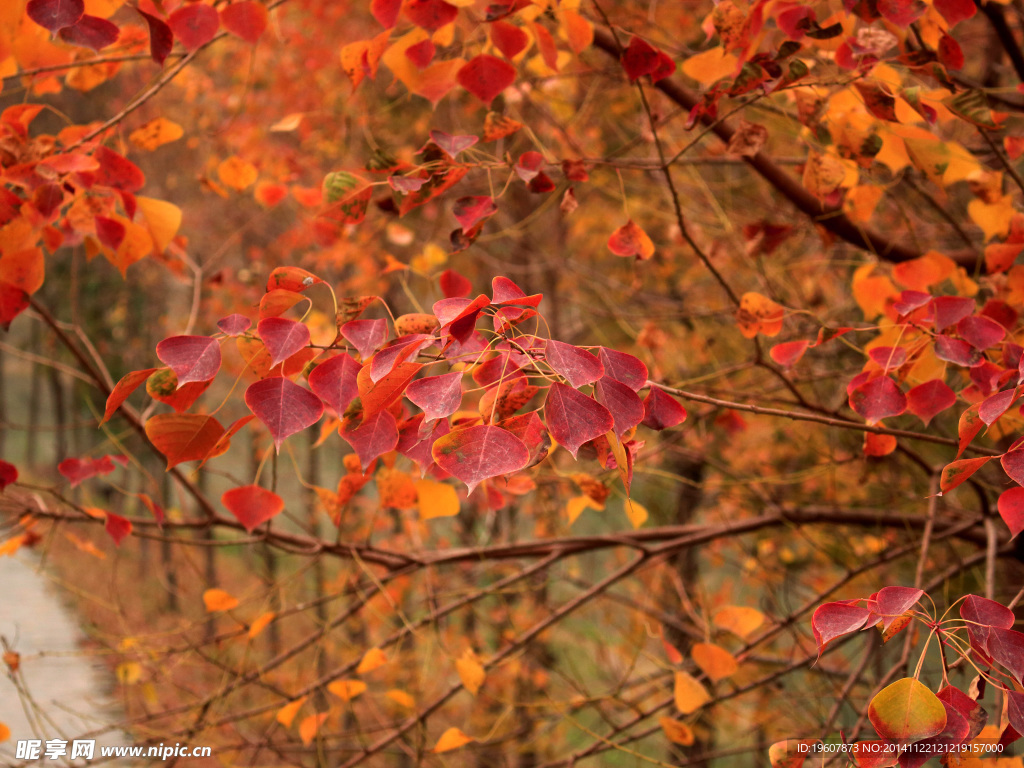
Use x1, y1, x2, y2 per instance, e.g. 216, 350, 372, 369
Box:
3, 0, 1024, 765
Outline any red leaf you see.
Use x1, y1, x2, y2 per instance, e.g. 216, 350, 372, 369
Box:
958, 315, 1005, 350
997, 487, 1024, 538
931, 296, 975, 331
168, 3, 220, 52
875, 586, 923, 630
849, 376, 907, 424
545, 340, 603, 388
642, 388, 688, 430
933, 0, 975, 27
156, 335, 222, 386
621, 36, 661, 81
406, 371, 463, 422
341, 410, 399, 470
431, 425, 530, 493
404, 0, 458, 31
770, 340, 809, 367
453, 196, 497, 231
867, 346, 907, 370
957, 404, 983, 459
95, 216, 125, 250
0, 284, 30, 330
94, 146, 145, 193
58, 455, 124, 486
515, 151, 544, 183
607, 219, 654, 259
893, 289, 932, 316
429, 130, 478, 159
138, 8, 173, 65
878, 0, 926, 25
145, 414, 224, 469
220, 1, 267, 43
811, 602, 870, 657
245, 378, 324, 450
940, 457, 991, 493
0, 460, 18, 492
27, 0, 84, 32
101, 368, 157, 425
369, 335, 435, 383
59, 15, 119, 51
544, 382, 615, 458
405, 39, 435, 68
371, 0, 402, 28
1002, 449, 1024, 486
258, 318, 311, 368
439, 294, 490, 344
935, 335, 980, 366
266, 266, 324, 293
989, 628, 1024, 682
222, 485, 285, 532
960, 594, 1014, 661
594, 377, 644, 439
217, 313, 251, 336
979, 388, 1018, 426
906, 379, 955, 426
938, 33, 964, 71
440, 269, 472, 298
457, 55, 516, 105
498, 411, 550, 466
490, 20, 528, 58
342, 318, 388, 359
491, 276, 542, 307
308, 354, 360, 414
598, 348, 648, 392
104, 512, 132, 546
357, 361, 421, 420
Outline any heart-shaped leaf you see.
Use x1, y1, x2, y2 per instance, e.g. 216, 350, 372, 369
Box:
406, 371, 463, 422
431, 425, 529, 494
258, 317, 311, 368
222, 485, 285, 532
544, 382, 614, 459
545, 340, 603, 388
340, 410, 399, 471
245, 378, 324, 450
308, 354, 360, 414
145, 414, 225, 469
868, 678, 947, 742
156, 335, 222, 386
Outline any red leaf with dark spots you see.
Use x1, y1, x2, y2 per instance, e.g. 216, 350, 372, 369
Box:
341, 410, 399, 470
156, 335, 222, 386
431, 425, 529, 493
27, 0, 83, 32
168, 3, 220, 52
906, 379, 955, 426
545, 382, 615, 458
849, 376, 907, 424
258, 318, 311, 368
222, 485, 285, 532
940, 457, 991, 493
458, 55, 516, 105
59, 15, 119, 51
244, 378, 324, 450
935, 335, 980, 366
642, 387, 687, 430
404, 0, 458, 31
957, 404, 983, 458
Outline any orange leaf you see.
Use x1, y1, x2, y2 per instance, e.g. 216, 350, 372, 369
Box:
129, 117, 183, 151
0, 247, 44, 294
736, 292, 784, 338
276, 697, 306, 728
328, 679, 367, 701
432, 727, 474, 753
674, 670, 710, 714
691, 642, 738, 682
659, 716, 695, 746
203, 588, 239, 612
218, 156, 258, 191
298, 713, 328, 745
248, 612, 275, 638
712, 605, 765, 638
357, 647, 388, 674
607, 220, 654, 260
456, 649, 485, 696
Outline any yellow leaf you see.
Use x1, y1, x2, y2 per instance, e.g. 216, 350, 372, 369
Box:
674, 670, 711, 714
692, 642, 738, 682
203, 588, 239, 613
844, 184, 884, 224
218, 156, 258, 191
298, 713, 328, 745
107, 217, 153, 277
712, 606, 765, 638
136, 196, 182, 253
659, 716, 695, 746
248, 612, 275, 639
566, 495, 597, 525
410, 243, 447, 274
852, 263, 897, 320
115, 662, 141, 684
416, 478, 460, 519
432, 727, 474, 753
681, 46, 737, 85
968, 195, 1016, 241
456, 649, 486, 696
328, 679, 367, 701
0, 721, 9, 742
357, 647, 388, 674
276, 697, 306, 728
802, 150, 848, 198
129, 117, 183, 151
377, 467, 418, 508
625, 499, 648, 529
892, 250, 955, 291
270, 113, 304, 132
386, 689, 416, 708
